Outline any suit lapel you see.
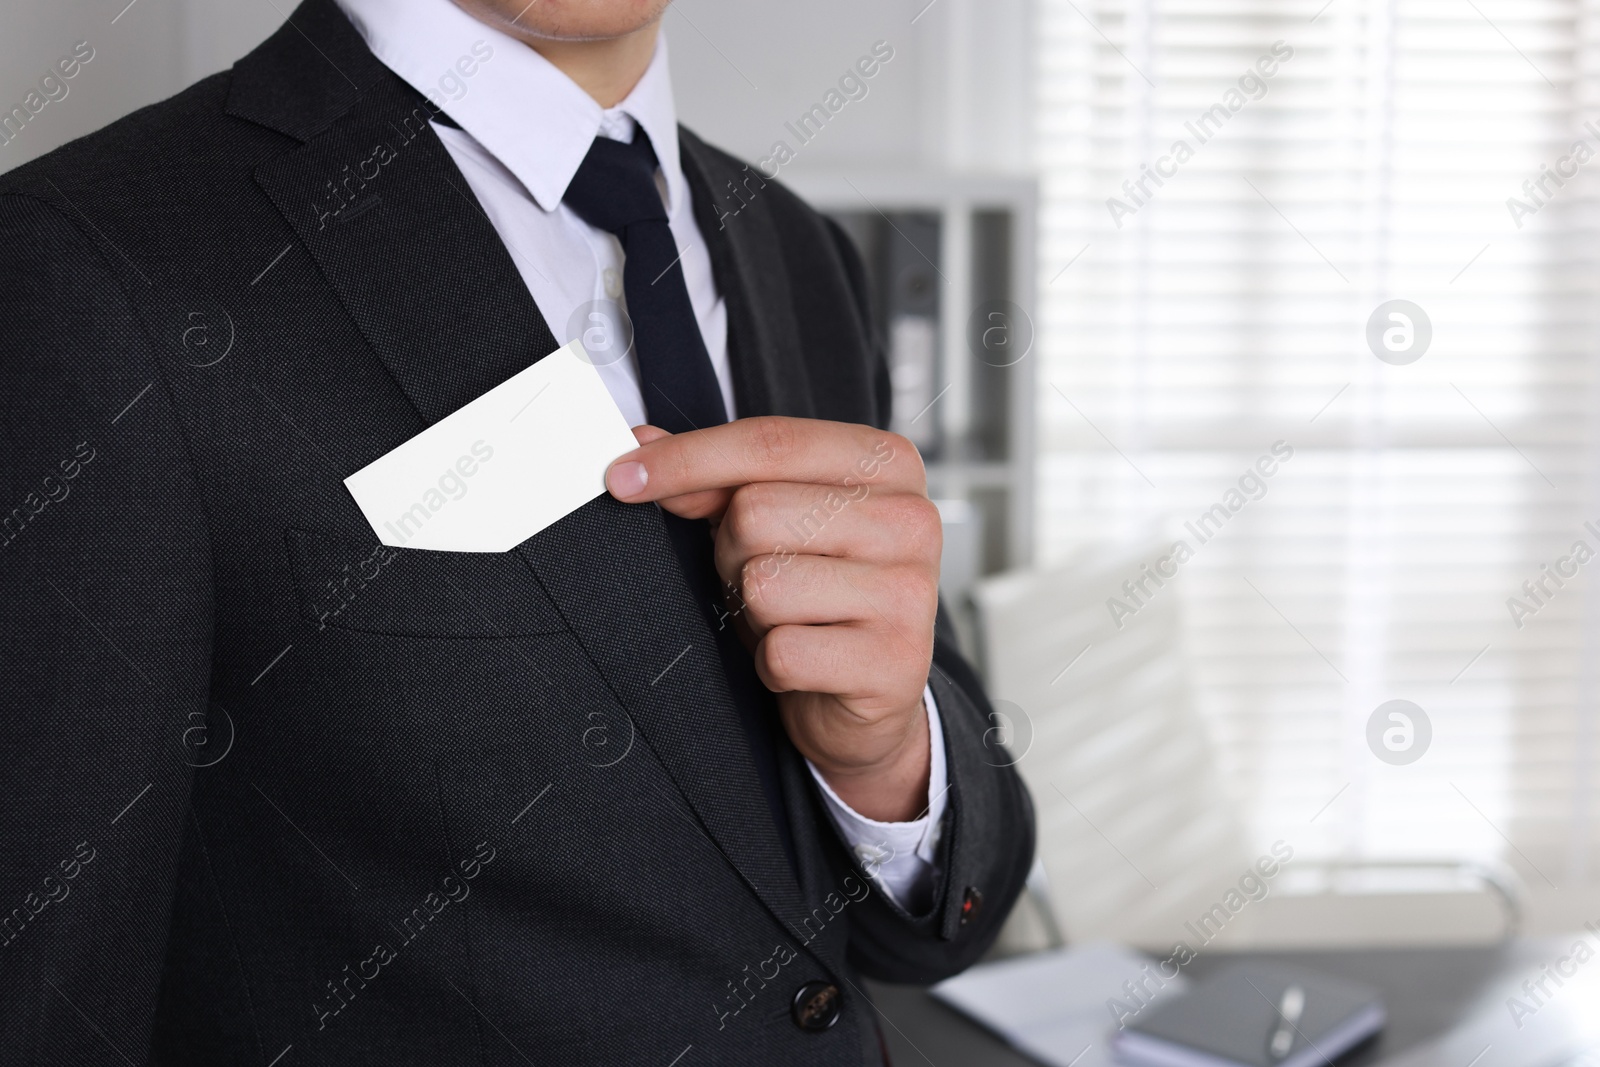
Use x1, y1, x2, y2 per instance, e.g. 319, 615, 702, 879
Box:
680, 131, 817, 421
254, 73, 551, 423
245, 5, 822, 951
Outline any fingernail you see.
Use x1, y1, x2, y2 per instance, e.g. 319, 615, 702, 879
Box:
607, 461, 648, 499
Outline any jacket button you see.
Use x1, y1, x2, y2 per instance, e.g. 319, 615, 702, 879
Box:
961, 886, 984, 926
790, 981, 842, 1032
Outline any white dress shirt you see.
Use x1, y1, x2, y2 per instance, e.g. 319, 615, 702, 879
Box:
333, 0, 947, 909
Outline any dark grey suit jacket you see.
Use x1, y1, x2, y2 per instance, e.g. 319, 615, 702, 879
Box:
0, 2, 1034, 1063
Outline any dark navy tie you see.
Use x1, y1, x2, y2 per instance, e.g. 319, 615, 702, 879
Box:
562, 129, 727, 434
563, 130, 795, 871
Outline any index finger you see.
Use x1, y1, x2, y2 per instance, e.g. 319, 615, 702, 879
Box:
604, 416, 920, 504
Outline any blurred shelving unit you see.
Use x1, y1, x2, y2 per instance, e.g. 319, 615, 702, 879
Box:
786, 170, 1037, 649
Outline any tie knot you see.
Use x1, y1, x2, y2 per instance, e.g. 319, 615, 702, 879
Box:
562, 130, 668, 236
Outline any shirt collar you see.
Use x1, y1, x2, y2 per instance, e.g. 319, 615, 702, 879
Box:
333, 0, 684, 214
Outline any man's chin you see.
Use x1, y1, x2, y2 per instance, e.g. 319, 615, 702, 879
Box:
451, 0, 670, 43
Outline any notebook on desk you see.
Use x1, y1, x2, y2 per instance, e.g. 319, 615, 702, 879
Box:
931, 946, 1387, 1067
1112, 963, 1385, 1067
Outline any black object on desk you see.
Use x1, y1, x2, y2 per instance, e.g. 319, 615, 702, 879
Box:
1113, 963, 1385, 1067
864, 939, 1591, 1067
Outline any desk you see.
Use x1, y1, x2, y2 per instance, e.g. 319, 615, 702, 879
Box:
864, 938, 1597, 1067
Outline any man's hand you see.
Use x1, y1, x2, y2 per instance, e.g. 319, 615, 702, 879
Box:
606, 417, 941, 823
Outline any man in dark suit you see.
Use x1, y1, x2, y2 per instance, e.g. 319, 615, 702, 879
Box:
0, 0, 1034, 1062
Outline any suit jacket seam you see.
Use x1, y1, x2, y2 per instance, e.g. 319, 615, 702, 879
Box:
0, 191, 223, 656
185, 805, 269, 1062
432, 763, 490, 1066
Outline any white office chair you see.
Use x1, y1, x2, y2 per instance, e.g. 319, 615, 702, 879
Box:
970, 541, 1521, 955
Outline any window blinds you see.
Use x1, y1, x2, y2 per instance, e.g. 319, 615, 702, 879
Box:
1035, 0, 1600, 900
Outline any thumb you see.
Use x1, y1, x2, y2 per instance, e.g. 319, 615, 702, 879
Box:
607, 424, 733, 520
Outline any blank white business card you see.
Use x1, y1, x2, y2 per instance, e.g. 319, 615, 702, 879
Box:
344, 340, 639, 552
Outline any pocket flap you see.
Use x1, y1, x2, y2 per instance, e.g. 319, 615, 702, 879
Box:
284, 527, 568, 637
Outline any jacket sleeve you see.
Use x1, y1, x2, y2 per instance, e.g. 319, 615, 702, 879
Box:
0, 194, 213, 1063
819, 217, 1037, 983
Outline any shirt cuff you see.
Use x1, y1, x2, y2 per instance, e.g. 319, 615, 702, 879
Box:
805, 685, 948, 912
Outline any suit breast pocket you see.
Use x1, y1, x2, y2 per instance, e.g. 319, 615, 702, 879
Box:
284, 527, 569, 638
